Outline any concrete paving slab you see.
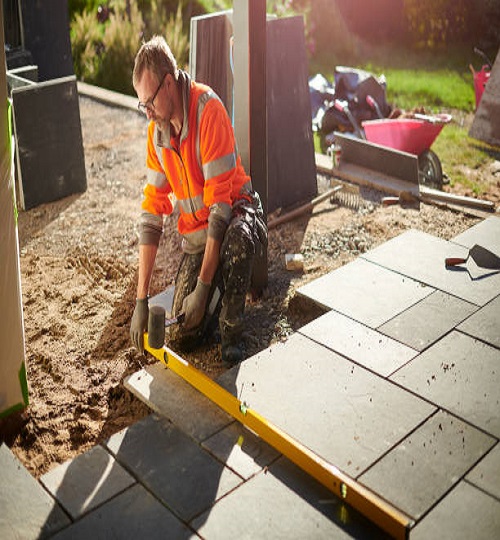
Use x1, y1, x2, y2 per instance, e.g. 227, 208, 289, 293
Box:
0, 443, 70, 540
50, 483, 196, 540
40, 444, 136, 520
378, 290, 478, 352
451, 215, 500, 254
217, 333, 435, 477
297, 257, 432, 328
391, 331, 500, 438
358, 410, 496, 520
457, 294, 500, 349
191, 455, 390, 539
410, 481, 500, 540
299, 310, 418, 376
104, 413, 242, 522
124, 364, 233, 442
362, 229, 500, 306
12, 76, 87, 210
466, 442, 500, 500
201, 423, 280, 480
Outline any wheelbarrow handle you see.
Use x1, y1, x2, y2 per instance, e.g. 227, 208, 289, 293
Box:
445, 257, 466, 266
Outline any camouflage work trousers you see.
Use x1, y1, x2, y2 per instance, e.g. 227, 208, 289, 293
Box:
168, 192, 267, 352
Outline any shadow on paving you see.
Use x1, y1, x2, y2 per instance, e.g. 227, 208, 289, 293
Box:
38, 371, 242, 537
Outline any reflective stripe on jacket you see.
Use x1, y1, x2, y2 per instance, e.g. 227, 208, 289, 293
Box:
140, 71, 252, 252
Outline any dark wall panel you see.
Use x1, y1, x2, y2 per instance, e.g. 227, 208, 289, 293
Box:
266, 16, 317, 212
12, 75, 87, 210
191, 12, 317, 213
21, 0, 74, 81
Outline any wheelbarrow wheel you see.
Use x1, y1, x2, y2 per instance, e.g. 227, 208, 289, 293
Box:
418, 149, 443, 190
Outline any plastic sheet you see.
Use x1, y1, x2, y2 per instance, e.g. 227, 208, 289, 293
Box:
309, 67, 390, 140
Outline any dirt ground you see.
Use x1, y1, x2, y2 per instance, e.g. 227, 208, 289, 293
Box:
1, 96, 499, 479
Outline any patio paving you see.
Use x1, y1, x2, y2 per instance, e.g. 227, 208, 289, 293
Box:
1, 216, 499, 539
390, 330, 500, 438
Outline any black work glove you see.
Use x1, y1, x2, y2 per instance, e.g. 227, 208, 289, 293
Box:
130, 297, 149, 353
181, 278, 211, 330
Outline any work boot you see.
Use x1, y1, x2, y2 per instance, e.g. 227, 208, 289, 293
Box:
219, 290, 246, 367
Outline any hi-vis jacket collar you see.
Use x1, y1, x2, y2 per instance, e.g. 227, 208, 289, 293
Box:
155, 70, 191, 150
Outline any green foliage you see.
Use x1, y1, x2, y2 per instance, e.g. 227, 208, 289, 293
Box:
70, 9, 105, 81
306, 0, 360, 67
70, 0, 195, 94
403, 0, 500, 52
141, 1, 190, 70
164, 3, 190, 70
94, 2, 144, 95
70, 1, 143, 93
68, 0, 102, 20
403, 0, 469, 49
195, 0, 231, 11
304, 0, 499, 68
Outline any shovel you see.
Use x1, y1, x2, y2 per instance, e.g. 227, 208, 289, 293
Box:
445, 244, 500, 271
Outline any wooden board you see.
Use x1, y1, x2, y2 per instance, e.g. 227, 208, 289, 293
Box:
335, 163, 419, 197
335, 132, 420, 186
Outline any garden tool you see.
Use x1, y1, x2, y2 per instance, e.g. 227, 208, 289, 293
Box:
445, 244, 500, 277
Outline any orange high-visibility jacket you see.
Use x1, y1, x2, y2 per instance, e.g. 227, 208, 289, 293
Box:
140, 71, 252, 253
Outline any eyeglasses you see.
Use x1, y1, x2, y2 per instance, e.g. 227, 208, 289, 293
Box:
137, 73, 166, 115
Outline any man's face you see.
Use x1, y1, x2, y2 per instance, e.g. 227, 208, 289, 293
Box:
135, 69, 171, 132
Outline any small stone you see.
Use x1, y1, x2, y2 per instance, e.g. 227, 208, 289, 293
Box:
285, 253, 304, 272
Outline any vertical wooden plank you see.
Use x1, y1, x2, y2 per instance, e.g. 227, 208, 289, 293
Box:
0, 2, 29, 418
234, 0, 268, 292
234, 1, 269, 202
248, 0, 268, 293
248, 0, 268, 217
233, 2, 250, 172
189, 12, 234, 119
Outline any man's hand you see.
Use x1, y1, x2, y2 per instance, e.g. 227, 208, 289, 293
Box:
130, 297, 149, 353
182, 278, 211, 330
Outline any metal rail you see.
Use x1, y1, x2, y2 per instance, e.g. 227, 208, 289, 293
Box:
144, 334, 413, 539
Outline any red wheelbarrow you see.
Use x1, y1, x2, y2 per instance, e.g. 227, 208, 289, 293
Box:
362, 113, 452, 189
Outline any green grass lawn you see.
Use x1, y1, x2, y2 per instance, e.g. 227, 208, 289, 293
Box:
382, 68, 474, 112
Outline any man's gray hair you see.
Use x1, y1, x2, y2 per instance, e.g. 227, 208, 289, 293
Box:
133, 35, 179, 87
